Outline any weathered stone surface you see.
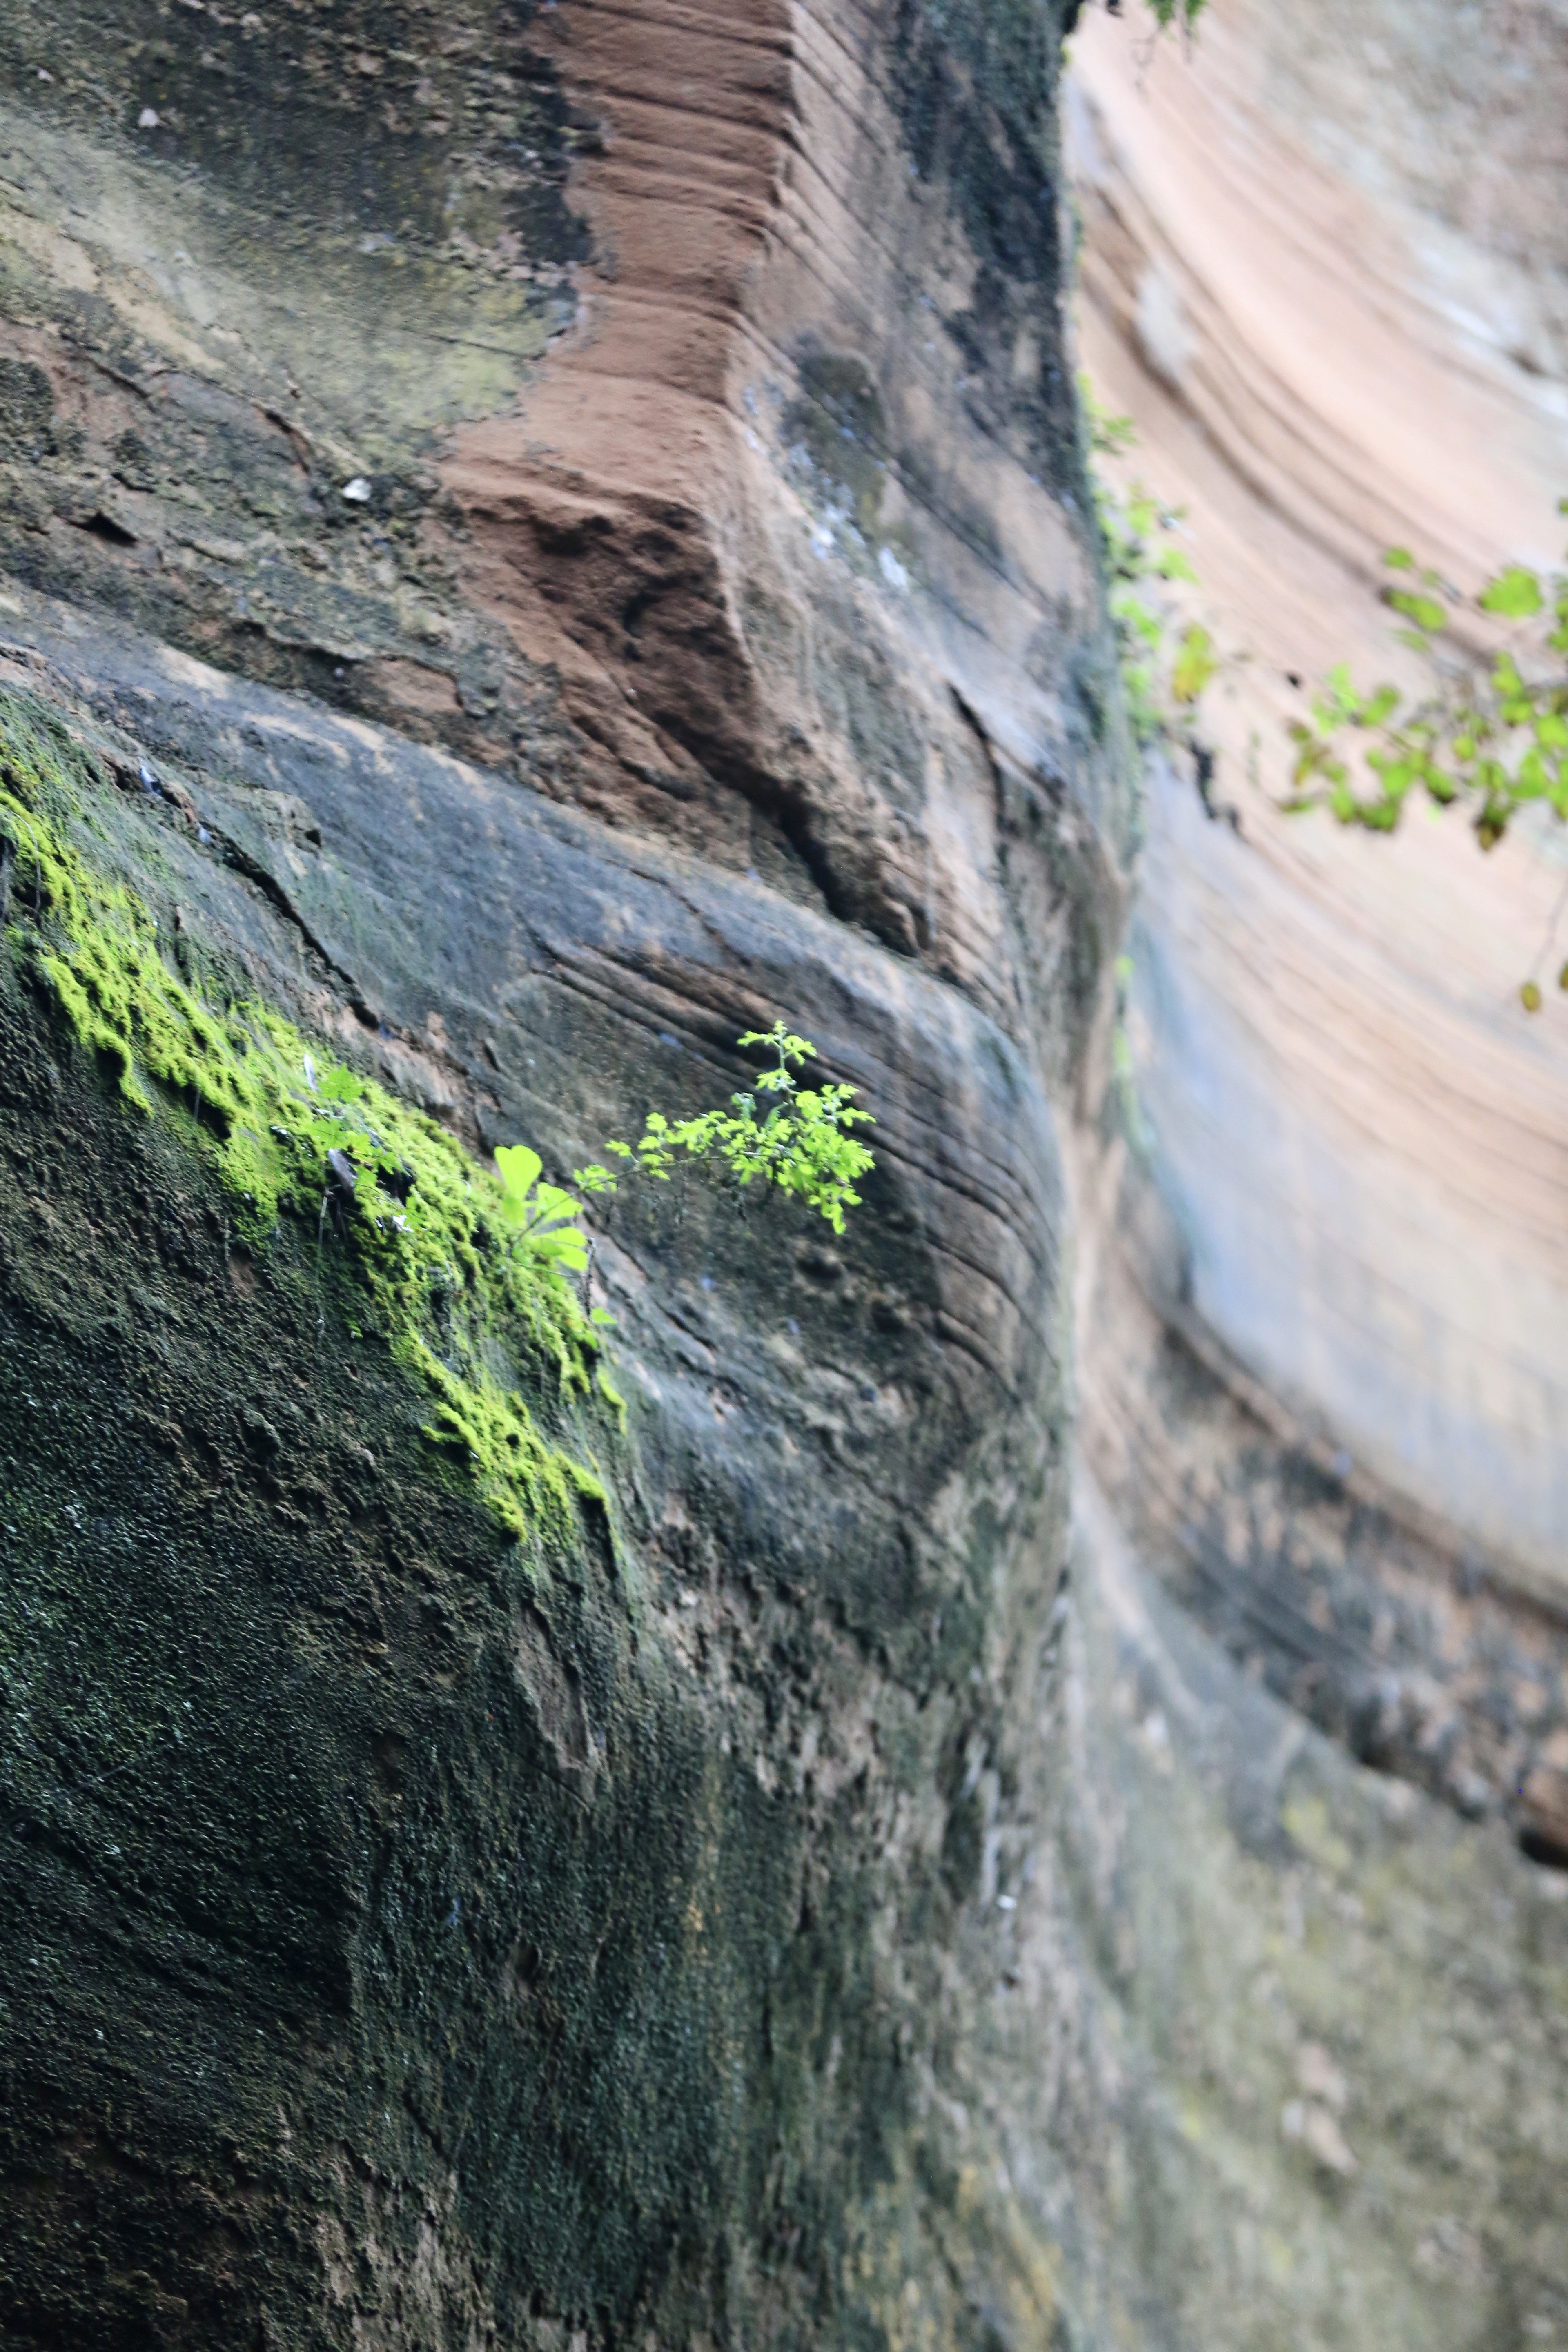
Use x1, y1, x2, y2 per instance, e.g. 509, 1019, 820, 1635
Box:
0, 0, 1565, 2348
1067, 0, 1568, 1584
0, 586, 1082, 2346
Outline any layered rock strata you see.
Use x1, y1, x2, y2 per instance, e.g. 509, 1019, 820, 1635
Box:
0, 2, 1564, 2348
1068, 0, 1568, 1850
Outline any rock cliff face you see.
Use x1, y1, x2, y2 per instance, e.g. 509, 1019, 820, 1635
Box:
1068, 0, 1568, 1881
0, 3, 1564, 2350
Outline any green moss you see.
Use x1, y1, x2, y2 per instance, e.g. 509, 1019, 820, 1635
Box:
0, 690, 612, 1547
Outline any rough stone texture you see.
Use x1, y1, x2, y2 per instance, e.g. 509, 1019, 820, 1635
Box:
1067, 0, 1568, 1582
0, 3, 1566, 2350
1051, 1474, 1568, 2352
0, 590, 1085, 2349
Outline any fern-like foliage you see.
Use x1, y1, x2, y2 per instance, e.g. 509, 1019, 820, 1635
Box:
585, 1022, 876, 1236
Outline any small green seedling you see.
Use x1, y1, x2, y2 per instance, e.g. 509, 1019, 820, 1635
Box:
494, 1145, 593, 1278
584, 1021, 876, 1235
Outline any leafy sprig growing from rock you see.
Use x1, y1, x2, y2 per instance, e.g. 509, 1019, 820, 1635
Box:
1283, 503, 1568, 1006
1084, 381, 1218, 744
494, 1145, 601, 1282
581, 1021, 876, 1236
1140, 0, 1207, 27
1078, 0, 1207, 32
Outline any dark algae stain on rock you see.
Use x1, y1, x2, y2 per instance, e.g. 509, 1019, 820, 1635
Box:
0, 0, 596, 771
786, 353, 893, 540
890, 0, 1079, 481
3, 0, 1564, 2345
0, 0, 591, 263
0, 630, 1078, 2344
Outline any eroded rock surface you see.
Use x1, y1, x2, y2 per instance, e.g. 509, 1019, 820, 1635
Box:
1067, 0, 1568, 1582
0, 1, 1565, 2348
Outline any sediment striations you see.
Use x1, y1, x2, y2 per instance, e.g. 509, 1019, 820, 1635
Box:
1068, 0, 1568, 1576
0, 0, 1564, 2346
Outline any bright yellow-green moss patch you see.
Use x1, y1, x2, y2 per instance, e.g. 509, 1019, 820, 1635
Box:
0, 689, 615, 1548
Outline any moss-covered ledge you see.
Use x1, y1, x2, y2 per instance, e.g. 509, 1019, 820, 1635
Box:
0, 663, 1081, 2351
0, 686, 623, 1547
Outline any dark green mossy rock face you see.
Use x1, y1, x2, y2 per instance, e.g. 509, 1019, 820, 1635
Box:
0, 989, 891, 2343
0, 608, 1075, 2346
3, 598, 1560, 2352
2, 0, 1566, 2345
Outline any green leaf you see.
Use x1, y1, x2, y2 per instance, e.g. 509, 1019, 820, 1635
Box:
1381, 547, 1416, 570
1387, 589, 1448, 633
1521, 980, 1543, 1012
739, 1023, 816, 1066
1479, 566, 1544, 619
1171, 624, 1219, 707
494, 1144, 541, 1224
542, 1229, 589, 1268
1115, 595, 1163, 649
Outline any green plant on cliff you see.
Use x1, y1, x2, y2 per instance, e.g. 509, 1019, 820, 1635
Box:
1284, 502, 1568, 1008
585, 1022, 876, 1237
0, 693, 613, 1544
1084, 381, 1218, 744
495, 1144, 599, 1279
0, 694, 880, 1535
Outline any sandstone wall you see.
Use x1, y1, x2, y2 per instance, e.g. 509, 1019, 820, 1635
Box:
1068, 0, 1568, 1584
0, 0, 1564, 2346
